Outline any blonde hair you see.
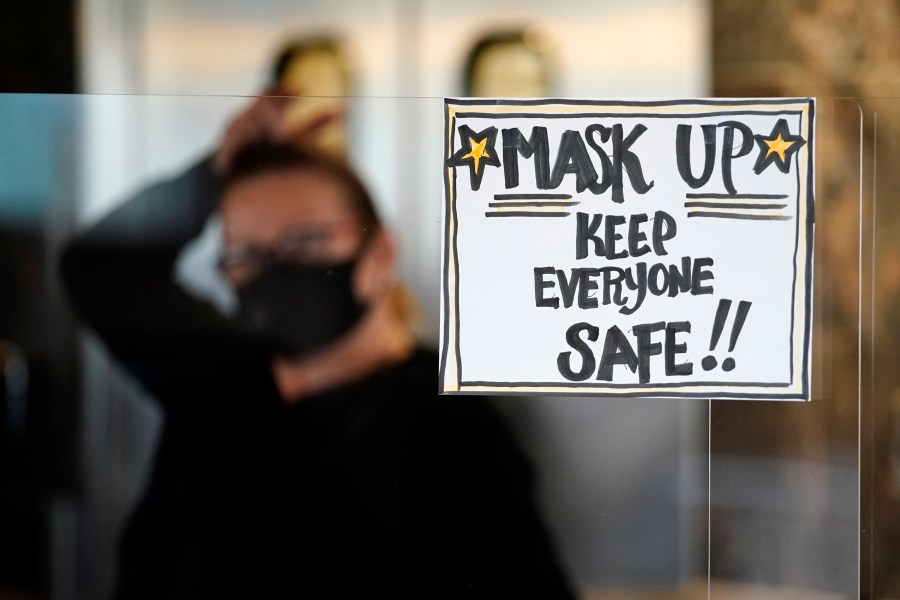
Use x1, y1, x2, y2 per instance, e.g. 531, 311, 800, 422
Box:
388, 282, 422, 333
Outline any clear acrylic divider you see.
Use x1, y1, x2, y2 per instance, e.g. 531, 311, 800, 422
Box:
0, 94, 880, 599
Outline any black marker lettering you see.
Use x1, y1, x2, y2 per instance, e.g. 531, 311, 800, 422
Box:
549, 130, 603, 193
718, 121, 754, 195
584, 124, 613, 195
605, 215, 628, 260
665, 321, 693, 376
578, 268, 601, 309
628, 213, 651, 257
596, 325, 639, 381
544, 257, 717, 315
602, 267, 626, 307
557, 268, 580, 308
676, 123, 717, 188
669, 256, 693, 296
621, 263, 647, 316
611, 123, 655, 203
575, 212, 604, 260
534, 267, 558, 308
558, 322, 599, 381
652, 211, 677, 255
648, 263, 668, 296
502, 127, 550, 189
633, 321, 665, 384
692, 257, 715, 295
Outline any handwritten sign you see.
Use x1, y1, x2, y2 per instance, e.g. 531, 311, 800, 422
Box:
440, 98, 814, 399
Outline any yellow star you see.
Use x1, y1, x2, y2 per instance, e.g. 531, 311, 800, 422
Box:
462, 137, 491, 174
764, 133, 796, 162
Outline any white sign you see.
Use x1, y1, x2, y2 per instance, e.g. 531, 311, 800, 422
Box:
440, 98, 814, 400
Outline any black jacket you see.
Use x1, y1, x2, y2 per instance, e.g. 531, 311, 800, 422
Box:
60, 160, 575, 599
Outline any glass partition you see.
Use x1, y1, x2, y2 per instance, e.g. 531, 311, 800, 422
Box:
0, 94, 881, 599
859, 97, 900, 600
707, 99, 863, 600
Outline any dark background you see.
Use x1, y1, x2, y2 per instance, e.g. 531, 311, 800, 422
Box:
0, 1, 78, 598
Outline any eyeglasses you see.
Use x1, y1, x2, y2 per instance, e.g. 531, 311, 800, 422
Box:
219, 227, 347, 282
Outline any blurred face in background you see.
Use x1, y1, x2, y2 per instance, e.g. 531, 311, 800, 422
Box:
280, 48, 349, 157
469, 41, 549, 97
220, 168, 364, 285
219, 167, 375, 357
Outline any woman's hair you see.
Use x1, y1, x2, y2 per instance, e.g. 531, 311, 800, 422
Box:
223, 140, 380, 230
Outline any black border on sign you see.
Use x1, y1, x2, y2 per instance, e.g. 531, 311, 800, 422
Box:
440, 98, 815, 400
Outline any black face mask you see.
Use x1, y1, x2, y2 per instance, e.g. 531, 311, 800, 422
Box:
234, 260, 366, 357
